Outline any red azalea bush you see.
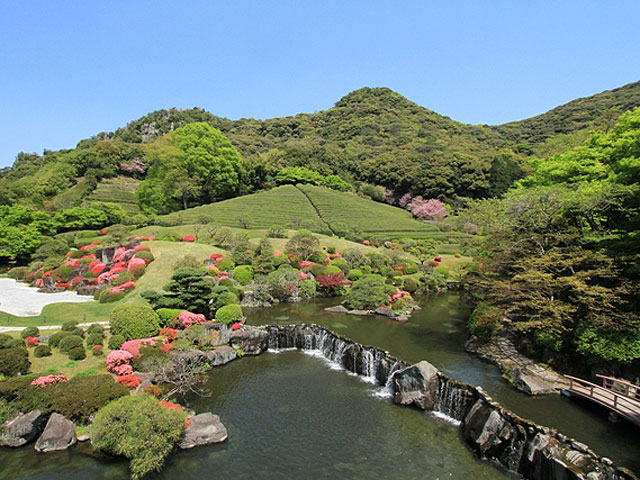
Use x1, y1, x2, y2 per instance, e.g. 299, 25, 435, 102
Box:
159, 328, 179, 341
182, 236, 195, 242
144, 385, 163, 397
25, 337, 39, 348
159, 400, 183, 411
116, 374, 141, 389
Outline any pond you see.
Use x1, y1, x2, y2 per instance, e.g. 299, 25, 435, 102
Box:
0, 278, 92, 317
1, 293, 638, 478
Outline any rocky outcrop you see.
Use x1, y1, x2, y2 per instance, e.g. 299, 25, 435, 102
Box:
263, 324, 637, 480
178, 413, 227, 449
465, 334, 568, 395
34, 413, 76, 452
203, 322, 231, 347
241, 291, 275, 308
205, 346, 237, 366
323, 304, 420, 321
77, 285, 99, 296
230, 326, 269, 355
0, 410, 47, 447
393, 361, 439, 410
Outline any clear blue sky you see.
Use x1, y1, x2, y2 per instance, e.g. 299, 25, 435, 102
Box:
1, 1, 639, 167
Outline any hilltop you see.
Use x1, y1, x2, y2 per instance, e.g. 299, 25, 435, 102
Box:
1, 80, 639, 214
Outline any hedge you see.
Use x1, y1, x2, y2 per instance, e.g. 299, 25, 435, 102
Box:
215, 304, 243, 324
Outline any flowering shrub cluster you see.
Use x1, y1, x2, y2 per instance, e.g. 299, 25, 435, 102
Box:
25, 337, 39, 348
173, 311, 206, 329
107, 350, 134, 376
116, 374, 141, 389
30, 375, 69, 388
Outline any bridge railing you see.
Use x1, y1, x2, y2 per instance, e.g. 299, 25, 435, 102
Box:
566, 375, 640, 417
596, 374, 640, 401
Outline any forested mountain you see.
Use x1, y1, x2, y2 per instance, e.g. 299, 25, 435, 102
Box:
1, 81, 639, 213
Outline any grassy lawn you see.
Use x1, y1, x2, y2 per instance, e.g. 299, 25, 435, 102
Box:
3, 330, 112, 377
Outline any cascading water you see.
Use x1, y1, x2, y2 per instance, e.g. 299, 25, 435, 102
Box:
434, 378, 473, 423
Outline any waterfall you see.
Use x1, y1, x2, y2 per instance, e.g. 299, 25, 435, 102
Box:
434, 378, 473, 424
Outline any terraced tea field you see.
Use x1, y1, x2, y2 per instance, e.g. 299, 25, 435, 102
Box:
296, 184, 440, 238
161, 185, 326, 230
83, 176, 141, 214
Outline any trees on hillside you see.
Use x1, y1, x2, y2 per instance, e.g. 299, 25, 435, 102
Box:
137, 123, 243, 214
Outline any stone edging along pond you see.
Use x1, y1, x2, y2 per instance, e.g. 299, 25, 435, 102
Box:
256, 324, 638, 480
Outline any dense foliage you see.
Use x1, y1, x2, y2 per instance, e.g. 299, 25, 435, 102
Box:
91, 394, 187, 479
110, 304, 161, 340
466, 108, 640, 368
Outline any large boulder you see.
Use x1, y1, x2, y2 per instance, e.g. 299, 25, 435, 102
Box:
179, 412, 227, 449
510, 368, 557, 396
34, 413, 77, 452
392, 361, 439, 410
0, 410, 48, 447
203, 322, 231, 346
94, 246, 117, 265
205, 346, 237, 366
374, 307, 396, 318
229, 326, 269, 355
77, 285, 99, 296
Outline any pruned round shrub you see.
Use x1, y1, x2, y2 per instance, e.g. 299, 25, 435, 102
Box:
71, 327, 85, 338
325, 265, 342, 274
108, 334, 126, 351
20, 326, 40, 340
347, 269, 363, 281
0, 348, 30, 376
134, 250, 154, 263
112, 272, 135, 286
48, 331, 72, 348
52, 374, 129, 424
61, 321, 78, 332
310, 264, 328, 276
99, 290, 126, 303
87, 324, 105, 336
91, 394, 186, 479
215, 304, 243, 324
217, 257, 235, 271
0, 333, 15, 348
403, 277, 420, 293
233, 265, 253, 285
345, 274, 389, 310
34, 344, 52, 357
329, 258, 350, 274
86, 333, 104, 347
110, 304, 160, 341
68, 346, 86, 361
7, 266, 29, 280
156, 308, 183, 328
59, 335, 84, 353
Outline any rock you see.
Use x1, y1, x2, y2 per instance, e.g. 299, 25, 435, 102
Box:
230, 327, 269, 355
42, 276, 55, 288
240, 291, 274, 308
77, 433, 90, 442
463, 400, 506, 455
374, 307, 396, 318
34, 413, 76, 452
394, 314, 409, 322
392, 361, 439, 410
324, 305, 349, 313
0, 410, 48, 447
287, 296, 303, 303
38, 287, 65, 294
94, 246, 117, 265
510, 368, 557, 395
125, 238, 140, 250
205, 346, 237, 366
38, 335, 52, 343
179, 413, 227, 449
347, 309, 370, 316
203, 322, 231, 346
77, 285, 99, 296
134, 371, 155, 390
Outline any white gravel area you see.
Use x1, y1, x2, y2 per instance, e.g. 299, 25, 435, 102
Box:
0, 278, 94, 317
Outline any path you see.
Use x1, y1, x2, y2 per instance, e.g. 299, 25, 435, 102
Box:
0, 321, 110, 334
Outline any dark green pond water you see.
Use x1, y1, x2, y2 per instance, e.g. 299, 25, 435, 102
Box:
1, 293, 638, 478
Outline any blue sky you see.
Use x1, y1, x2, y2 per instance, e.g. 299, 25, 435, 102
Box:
1, 1, 639, 167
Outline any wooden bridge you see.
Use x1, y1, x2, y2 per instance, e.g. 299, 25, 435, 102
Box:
564, 374, 640, 427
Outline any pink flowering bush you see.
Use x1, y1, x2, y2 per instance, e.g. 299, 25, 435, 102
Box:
407, 197, 447, 219
107, 350, 134, 376
30, 375, 68, 388
173, 311, 206, 329
121, 337, 160, 356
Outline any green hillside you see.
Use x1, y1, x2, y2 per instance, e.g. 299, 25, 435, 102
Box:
82, 176, 141, 214
161, 185, 325, 230
159, 184, 452, 242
